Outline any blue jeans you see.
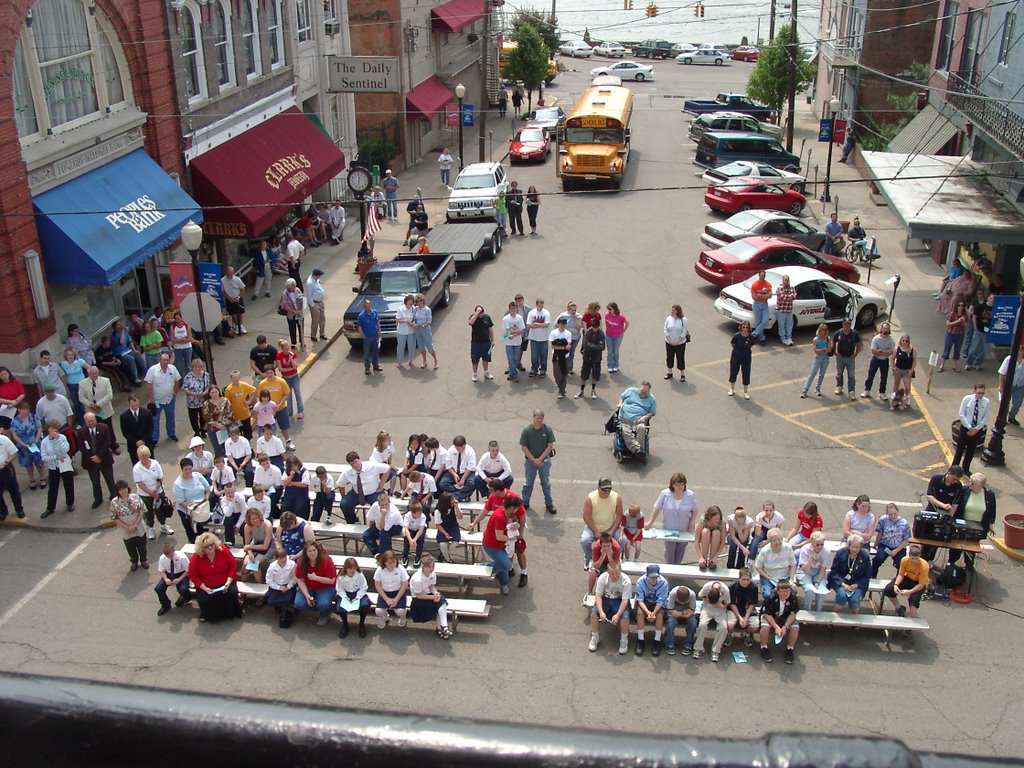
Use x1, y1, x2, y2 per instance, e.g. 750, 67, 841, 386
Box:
505, 345, 520, 379
294, 586, 337, 619
942, 332, 964, 362
154, 577, 191, 610
482, 545, 513, 586
385, 191, 398, 220
834, 586, 864, 612
363, 524, 402, 555
362, 336, 380, 370
835, 356, 855, 390
666, 612, 697, 651
803, 354, 830, 394
441, 167, 451, 186
397, 334, 415, 364
752, 301, 769, 341
119, 353, 142, 382
966, 330, 988, 367
522, 457, 552, 508
800, 569, 826, 611
151, 401, 176, 441
962, 323, 975, 356
530, 339, 548, 374
1010, 385, 1024, 420
864, 356, 890, 395
496, 210, 507, 230
606, 334, 623, 370
759, 577, 778, 599
284, 373, 303, 415
776, 312, 794, 343
173, 347, 192, 374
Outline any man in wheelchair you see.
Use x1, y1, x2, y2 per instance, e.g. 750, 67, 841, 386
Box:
612, 381, 656, 459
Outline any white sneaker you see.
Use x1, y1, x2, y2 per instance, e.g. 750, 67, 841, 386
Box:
589, 633, 600, 652
286, 440, 296, 451
618, 636, 629, 654
377, 620, 387, 629
859, 391, 870, 399
160, 524, 175, 535
398, 618, 407, 627
472, 374, 478, 383
239, 325, 247, 334
728, 389, 735, 396
147, 527, 156, 540
484, 372, 494, 380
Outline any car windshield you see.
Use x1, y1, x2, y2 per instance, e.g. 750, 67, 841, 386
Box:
741, 271, 784, 289
565, 127, 624, 144
532, 108, 560, 121
722, 240, 762, 260
518, 129, 545, 142
725, 211, 763, 229
359, 272, 421, 295
454, 173, 497, 190
715, 163, 752, 177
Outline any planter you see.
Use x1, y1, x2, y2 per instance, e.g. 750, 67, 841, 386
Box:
1003, 514, 1024, 549
357, 259, 377, 279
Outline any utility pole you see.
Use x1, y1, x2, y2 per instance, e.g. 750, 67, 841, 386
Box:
769, 0, 777, 42
479, 0, 490, 162
786, 0, 798, 152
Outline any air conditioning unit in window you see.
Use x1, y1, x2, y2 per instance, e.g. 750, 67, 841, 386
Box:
325, 21, 340, 35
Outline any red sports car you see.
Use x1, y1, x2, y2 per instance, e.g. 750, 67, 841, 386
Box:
509, 126, 551, 163
731, 45, 760, 62
705, 177, 806, 215
694, 236, 861, 287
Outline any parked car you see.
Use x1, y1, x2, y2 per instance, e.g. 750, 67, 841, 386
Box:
446, 162, 508, 222
559, 40, 593, 57
509, 126, 551, 163
522, 106, 565, 137
731, 45, 760, 61
694, 133, 802, 172
670, 43, 699, 57
700, 209, 829, 250
713, 266, 886, 334
704, 178, 807, 215
589, 60, 654, 81
676, 50, 727, 65
594, 41, 627, 57
688, 112, 783, 142
633, 39, 673, 58
695, 237, 861, 287
682, 93, 774, 121
702, 160, 808, 193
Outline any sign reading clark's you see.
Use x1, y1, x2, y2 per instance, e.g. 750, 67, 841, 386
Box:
265, 154, 312, 191
327, 56, 401, 93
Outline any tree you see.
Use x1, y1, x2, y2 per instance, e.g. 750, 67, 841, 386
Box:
746, 28, 815, 118
506, 24, 550, 113
510, 8, 559, 56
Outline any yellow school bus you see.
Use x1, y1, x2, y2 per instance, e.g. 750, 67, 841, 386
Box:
558, 85, 633, 190
499, 41, 557, 84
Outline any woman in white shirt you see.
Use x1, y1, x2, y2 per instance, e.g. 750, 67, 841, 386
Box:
335, 557, 370, 638
395, 295, 417, 369
265, 547, 298, 627
664, 304, 689, 382
369, 430, 398, 491
647, 472, 698, 565
842, 494, 877, 542
240, 505, 274, 582
409, 553, 451, 639
373, 550, 410, 628
132, 445, 168, 538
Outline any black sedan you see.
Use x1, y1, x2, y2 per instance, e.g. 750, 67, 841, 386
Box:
700, 209, 829, 251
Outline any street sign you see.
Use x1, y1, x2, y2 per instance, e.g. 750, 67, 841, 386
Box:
462, 104, 474, 127
446, 102, 459, 127
818, 119, 833, 142
197, 262, 223, 304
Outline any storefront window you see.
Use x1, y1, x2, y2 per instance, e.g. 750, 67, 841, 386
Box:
50, 282, 118, 340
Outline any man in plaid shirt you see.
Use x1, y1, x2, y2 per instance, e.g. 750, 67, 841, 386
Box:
774, 273, 797, 346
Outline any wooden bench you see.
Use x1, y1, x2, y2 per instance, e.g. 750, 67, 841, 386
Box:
796, 609, 929, 650
213, 582, 489, 631
181, 544, 495, 596
309, 520, 486, 562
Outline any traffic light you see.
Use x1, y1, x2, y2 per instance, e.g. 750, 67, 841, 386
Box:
700, 2, 705, 16
624, 0, 633, 8
646, 2, 658, 16
694, 1, 699, 15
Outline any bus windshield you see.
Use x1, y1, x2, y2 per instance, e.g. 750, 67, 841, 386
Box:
564, 126, 624, 145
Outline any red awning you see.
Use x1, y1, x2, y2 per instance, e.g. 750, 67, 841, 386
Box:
431, 0, 485, 33
406, 77, 455, 121
189, 107, 346, 238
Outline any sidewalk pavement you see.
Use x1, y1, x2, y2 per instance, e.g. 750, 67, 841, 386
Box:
1, 114, 525, 534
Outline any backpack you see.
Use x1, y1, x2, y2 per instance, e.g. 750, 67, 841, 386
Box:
939, 563, 966, 589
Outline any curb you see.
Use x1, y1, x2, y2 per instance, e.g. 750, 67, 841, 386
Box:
0, 517, 117, 534
990, 535, 1024, 562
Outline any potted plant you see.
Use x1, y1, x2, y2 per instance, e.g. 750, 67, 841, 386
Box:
1003, 514, 1024, 549
356, 252, 377, 279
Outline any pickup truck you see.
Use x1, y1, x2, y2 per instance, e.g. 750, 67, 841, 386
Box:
682, 93, 774, 122
632, 40, 673, 59
342, 252, 455, 348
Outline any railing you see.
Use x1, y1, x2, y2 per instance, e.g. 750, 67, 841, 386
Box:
947, 70, 1024, 161
820, 38, 860, 65
435, 39, 481, 78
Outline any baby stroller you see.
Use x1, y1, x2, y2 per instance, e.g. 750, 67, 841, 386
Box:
605, 411, 651, 463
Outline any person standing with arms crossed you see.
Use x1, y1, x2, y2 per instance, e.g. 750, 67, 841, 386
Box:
506, 181, 525, 236
750, 270, 772, 345
382, 169, 400, 222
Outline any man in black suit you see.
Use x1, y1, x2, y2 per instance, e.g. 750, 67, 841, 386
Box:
79, 412, 116, 508
120, 394, 155, 466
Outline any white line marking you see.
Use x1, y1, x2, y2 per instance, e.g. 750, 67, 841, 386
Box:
0, 529, 21, 551
0, 531, 100, 630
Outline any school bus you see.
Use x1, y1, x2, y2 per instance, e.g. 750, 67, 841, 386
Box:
558, 85, 633, 190
499, 41, 557, 84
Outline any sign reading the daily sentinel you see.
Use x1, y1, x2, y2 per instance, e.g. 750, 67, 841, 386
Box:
327, 56, 400, 93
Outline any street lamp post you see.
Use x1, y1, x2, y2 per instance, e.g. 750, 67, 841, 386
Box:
180, 220, 215, 384
821, 96, 841, 204
455, 83, 466, 171
982, 255, 1024, 467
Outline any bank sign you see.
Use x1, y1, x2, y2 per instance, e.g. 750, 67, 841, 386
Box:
327, 56, 400, 93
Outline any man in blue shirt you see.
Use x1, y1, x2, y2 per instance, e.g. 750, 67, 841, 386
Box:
822, 212, 843, 255
357, 300, 381, 375
615, 382, 656, 458
634, 564, 669, 657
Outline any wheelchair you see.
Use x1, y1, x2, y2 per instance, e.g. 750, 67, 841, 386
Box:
605, 411, 651, 463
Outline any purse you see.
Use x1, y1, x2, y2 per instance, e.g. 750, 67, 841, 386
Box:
156, 492, 173, 518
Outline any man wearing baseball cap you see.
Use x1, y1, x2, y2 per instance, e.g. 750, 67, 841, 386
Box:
635, 563, 669, 657
305, 269, 328, 342
580, 477, 623, 570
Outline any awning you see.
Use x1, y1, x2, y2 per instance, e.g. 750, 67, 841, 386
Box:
887, 104, 959, 154
189, 107, 346, 238
431, 0, 485, 32
32, 149, 202, 286
406, 77, 455, 121
862, 151, 1024, 245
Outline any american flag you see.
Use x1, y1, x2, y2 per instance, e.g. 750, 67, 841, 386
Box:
363, 201, 381, 241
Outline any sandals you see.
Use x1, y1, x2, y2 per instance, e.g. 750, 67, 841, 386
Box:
39, 481, 46, 489
29, 482, 37, 490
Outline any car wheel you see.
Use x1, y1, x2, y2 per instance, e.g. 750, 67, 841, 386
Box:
791, 182, 806, 194
439, 280, 452, 308
635, 73, 645, 81
683, 57, 692, 64
738, 203, 753, 212
788, 200, 805, 215
489, 229, 502, 257
855, 305, 877, 329
715, 58, 723, 65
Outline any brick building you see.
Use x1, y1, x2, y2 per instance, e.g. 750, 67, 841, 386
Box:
2, 0, 195, 374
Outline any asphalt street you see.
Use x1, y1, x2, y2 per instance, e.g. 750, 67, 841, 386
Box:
2, 57, 1023, 759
